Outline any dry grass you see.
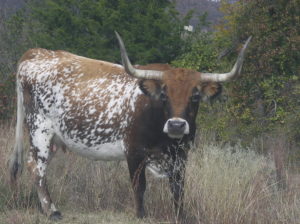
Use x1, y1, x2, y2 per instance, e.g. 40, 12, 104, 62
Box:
0, 121, 299, 224
0, 210, 151, 224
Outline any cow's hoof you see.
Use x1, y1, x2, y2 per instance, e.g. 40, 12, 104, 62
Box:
49, 211, 63, 221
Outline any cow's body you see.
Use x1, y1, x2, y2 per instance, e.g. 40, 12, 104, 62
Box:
9, 34, 251, 220
13, 48, 193, 219
19, 49, 141, 161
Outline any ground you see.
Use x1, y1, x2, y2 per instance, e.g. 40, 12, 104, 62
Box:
1, 210, 152, 224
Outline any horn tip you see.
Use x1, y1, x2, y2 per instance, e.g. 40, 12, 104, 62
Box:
245, 36, 252, 46
115, 31, 122, 42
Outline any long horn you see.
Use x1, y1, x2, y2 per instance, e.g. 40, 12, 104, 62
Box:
200, 36, 252, 82
115, 31, 163, 80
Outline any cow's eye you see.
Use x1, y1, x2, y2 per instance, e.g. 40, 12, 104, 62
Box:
191, 92, 201, 102
160, 92, 168, 101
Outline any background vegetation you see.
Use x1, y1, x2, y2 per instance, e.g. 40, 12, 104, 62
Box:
174, 0, 299, 161
0, 0, 299, 223
214, 0, 300, 144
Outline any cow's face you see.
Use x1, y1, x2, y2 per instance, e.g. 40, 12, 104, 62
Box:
115, 31, 251, 138
139, 68, 221, 139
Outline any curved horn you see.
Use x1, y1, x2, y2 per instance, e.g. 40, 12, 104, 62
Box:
115, 31, 163, 80
200, 36, 252, 82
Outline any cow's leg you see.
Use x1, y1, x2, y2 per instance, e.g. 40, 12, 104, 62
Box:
169, 160, 186, 219
127, 156, 147, 218
26, 116, 62, 221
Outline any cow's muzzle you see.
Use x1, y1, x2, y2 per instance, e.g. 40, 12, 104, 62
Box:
163, 117, 189, 139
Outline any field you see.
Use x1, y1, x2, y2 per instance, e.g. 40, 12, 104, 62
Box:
0, 121, 299, 224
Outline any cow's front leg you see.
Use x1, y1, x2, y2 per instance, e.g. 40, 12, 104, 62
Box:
127, 156, 147, 218
169, 160, 186, 219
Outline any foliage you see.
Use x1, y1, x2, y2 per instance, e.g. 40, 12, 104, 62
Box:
0, 9, 33, 120
181, 0, 300, 144
0, 74, 16, 120
220, 0, 300, 142
172, 32, 218, 71
26, 0, 188, 64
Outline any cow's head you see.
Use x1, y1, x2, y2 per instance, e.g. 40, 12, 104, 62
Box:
116, 32, 251, 139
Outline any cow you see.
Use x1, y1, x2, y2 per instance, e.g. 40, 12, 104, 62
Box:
9, 32, 251, 221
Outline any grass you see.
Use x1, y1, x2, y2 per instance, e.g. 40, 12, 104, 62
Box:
0, 121, 299, 224
1, 210, 151, 224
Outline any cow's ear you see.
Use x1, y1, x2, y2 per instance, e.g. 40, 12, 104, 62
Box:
139, 79, 161, 98
200, 82, 222, 101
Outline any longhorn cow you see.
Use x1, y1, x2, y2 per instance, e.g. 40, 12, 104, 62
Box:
9, 32, 251, 220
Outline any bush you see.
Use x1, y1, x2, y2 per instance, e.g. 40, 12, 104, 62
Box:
0, 73, 16, 120
215, 0, 300, 142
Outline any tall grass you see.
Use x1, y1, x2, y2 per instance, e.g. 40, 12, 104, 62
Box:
0, 121, 299, 223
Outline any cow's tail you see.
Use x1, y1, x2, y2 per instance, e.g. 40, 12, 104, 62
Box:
9, 80, 24, 185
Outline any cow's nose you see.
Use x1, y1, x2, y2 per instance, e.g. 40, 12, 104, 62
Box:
163, 118, 190, 138
168, 120, 186, 133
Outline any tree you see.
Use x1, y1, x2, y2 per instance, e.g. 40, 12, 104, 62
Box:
26, 0, 187, 64
172, 0, 300, 144
215, 0, 300, 141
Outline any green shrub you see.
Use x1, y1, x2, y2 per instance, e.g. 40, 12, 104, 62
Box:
0, 73, 16, 120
